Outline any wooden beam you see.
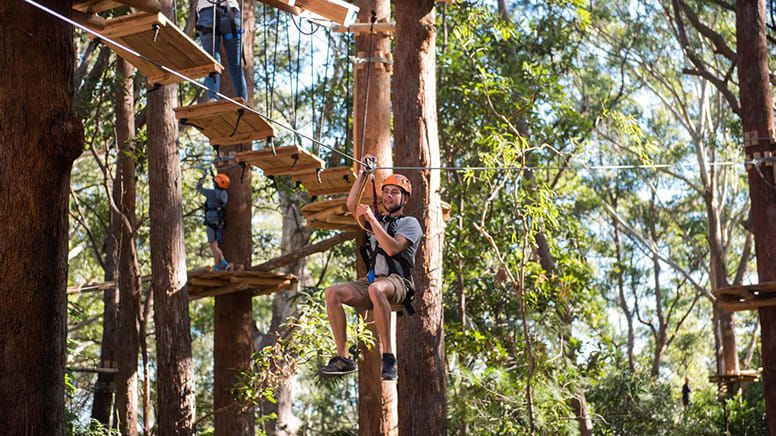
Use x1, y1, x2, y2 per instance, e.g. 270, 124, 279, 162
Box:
295, 0, 358, 25
255, 0, 302, 15
74, 0, 161, 14
67, 367, 119, 374
332, 22, 395, 33
72, 10, 107, 30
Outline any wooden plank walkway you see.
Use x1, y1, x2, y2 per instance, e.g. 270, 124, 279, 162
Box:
174, 98, 275, 145
292, 166, 356, 196
234, 145, 324, 177
74, 0, 160, 14
188, 270, 297, 299
713, 282, 776, 312
86, 12, 222, 85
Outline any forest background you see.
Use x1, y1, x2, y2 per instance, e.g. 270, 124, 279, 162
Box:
63, 0, 768, 434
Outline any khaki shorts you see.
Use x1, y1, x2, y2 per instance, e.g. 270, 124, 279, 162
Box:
349, 274, 408, 306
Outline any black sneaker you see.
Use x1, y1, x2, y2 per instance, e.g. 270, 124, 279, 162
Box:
319, 356, 357, 377
381, 354, 397, 381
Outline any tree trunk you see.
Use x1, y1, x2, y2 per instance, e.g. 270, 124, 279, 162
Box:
260, 188, 310, 436
148, 1, 195, 432
114, 56, 141, 436
704, 188, 740, 376
393, 1, 447, 434
92, 188, 118, 426
213, 1, 256, 433
736, 0, 776, 431
0, 0, 83, 432
352, 0, 397, 434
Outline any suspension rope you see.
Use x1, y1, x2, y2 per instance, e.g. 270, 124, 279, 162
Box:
316, 29, 333, 151
310, 22, 315, 148
23, 0, 366, 167
270, 10, 280, 119
345, 32, 353, 164
290, 14, 322, 35
358, 11, 377, 161
262, 4, 269, 115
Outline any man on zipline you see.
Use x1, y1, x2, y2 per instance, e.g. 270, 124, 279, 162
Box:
319, 155, 422, 381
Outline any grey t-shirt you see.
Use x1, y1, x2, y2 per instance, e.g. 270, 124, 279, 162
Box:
197, 180, 228, 224
371, 215, 423, 277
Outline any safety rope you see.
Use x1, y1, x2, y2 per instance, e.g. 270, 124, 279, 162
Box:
315, 29, 333, 153
358, 11, 377, 161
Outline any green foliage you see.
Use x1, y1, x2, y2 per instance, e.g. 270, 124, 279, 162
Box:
588, 370, 680, 434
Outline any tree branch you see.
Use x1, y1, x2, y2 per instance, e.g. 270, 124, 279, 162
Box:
250, 232, 357, 272
601, 202, 713, 300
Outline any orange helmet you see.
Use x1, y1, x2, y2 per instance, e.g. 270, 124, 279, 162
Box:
382, 174, 411, 196
214, 173, 230, 189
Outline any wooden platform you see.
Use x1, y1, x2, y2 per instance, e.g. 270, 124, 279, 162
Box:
87, 12, 223, 85
292, 166, 356, 196
188, 270, 297, 299
713, 282, 776, 312
301, 195, 380, 231
234, 145, 324, 177
295, 0, 358, 26
174, 98, 275, 145
302, 195, 452, 231
708, 369, 760, 384
74, 0, 160, 14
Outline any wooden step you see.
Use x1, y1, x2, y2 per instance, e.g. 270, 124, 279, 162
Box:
301, 196, 371, 231
174, 98, 275, 145
712, 282, 776, 312
188, 270, 298, 299
74, 0, 161, 14
255, 0, 301, 15
302, 195, 453, 231
708, 369, 760, 384
86, 12, 222, 85
234, 145, 324, 177
292, 166, 356, 196
294, 0, 358, 25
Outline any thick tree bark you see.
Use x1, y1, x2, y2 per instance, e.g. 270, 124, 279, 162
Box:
352, 0, 398, 434
213, 1, 256, 433
703, 181, 740, 376
260, 189, 310, 436
0, 0, 84, 433
92, 191, 118, 426
736, 0, 776, 431
114, 57, 141, 436
393, 1, 447, 434
148, 1, 195, 433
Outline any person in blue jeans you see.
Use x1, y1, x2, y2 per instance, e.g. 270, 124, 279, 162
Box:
196, 0, 247, 101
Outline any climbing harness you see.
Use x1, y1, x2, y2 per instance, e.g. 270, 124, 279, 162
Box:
197, 0, 239, 41
358, 214, 416, 316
